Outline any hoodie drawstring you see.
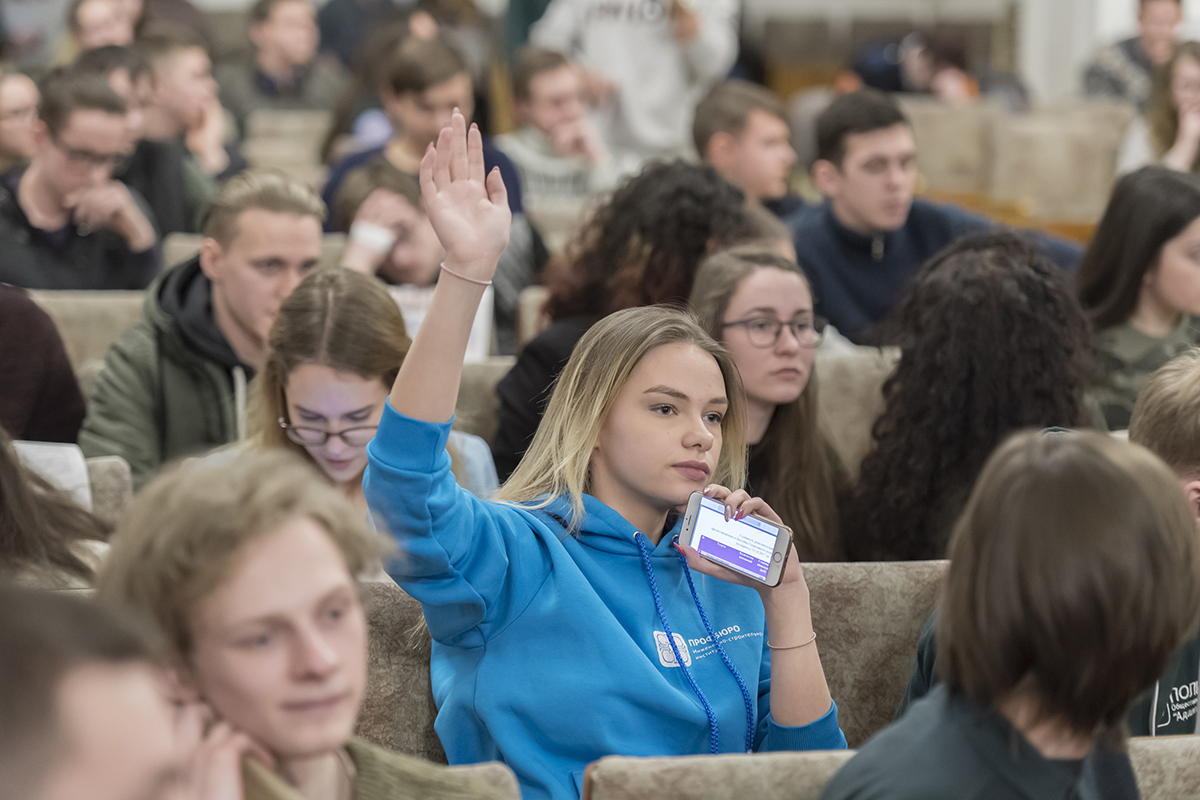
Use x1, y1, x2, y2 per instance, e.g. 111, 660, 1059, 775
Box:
634, 532, 756, 754
232, 365, 247, 441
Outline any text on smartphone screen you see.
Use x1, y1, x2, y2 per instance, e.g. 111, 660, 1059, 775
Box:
694, 496, 778, 581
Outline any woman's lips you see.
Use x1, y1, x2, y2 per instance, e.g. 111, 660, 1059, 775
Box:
673, 462, 710, 482
323, 457, 356, 471
282, 692, 350, 714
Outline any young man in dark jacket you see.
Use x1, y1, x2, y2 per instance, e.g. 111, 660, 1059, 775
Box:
0, 69, 159, 290
78, 171, 324, 488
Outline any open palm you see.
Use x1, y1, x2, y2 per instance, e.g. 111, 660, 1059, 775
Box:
419, 113, 512, 281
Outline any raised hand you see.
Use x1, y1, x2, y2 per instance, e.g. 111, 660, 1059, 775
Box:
419, 111, 511, 283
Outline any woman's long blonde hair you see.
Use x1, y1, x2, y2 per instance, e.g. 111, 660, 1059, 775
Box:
689, 247, 846, 561
1148, 41, 1200, 171
495, 306, 748, 526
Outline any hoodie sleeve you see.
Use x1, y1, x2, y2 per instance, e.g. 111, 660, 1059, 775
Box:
529, 0, 583, 56
679, 0, 739, 87
364, 404, 554, 648
753, 643, 848, 752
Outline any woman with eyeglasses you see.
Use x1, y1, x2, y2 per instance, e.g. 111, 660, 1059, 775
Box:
689, 245, 849, 561
843, 232, 1095, 561
246, 267, 498, 509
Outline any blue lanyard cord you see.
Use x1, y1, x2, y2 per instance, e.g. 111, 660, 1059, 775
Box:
675, 547, 756, 754
634, 532, 721, 755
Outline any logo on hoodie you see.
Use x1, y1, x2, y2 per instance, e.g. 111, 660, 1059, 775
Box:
654, 631, 691, 667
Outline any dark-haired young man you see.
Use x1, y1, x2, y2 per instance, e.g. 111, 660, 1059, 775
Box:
694, 79, 804, 217
0, 69, 158, 290
789, 89, 1081, 344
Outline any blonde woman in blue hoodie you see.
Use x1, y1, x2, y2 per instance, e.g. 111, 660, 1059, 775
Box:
364, 113, 846, 800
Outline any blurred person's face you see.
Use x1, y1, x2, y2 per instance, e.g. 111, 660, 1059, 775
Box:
33, 109, 129, 201
185, 516, 368, 759
1141, 0, 1183, 66
1171, 55, 1200, 115
380, 194, 444, 286
814, 122, 917, 234
104, 67, 148, 148
1143, 213, 1200, 319
200, 209, 322, 365
151, 46, 217, 130
285, 364, 388, 487
707, 109, 797, 204
34, 663, 182, 800
382, 73, 474, 150
75, 0, 135, 50
520, 65, 585, 137
112, 0, 143, 25
0, 74, 39, 162
252, 0, 319, 70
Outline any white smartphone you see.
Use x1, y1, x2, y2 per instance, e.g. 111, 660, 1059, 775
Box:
677, 492, 793, 587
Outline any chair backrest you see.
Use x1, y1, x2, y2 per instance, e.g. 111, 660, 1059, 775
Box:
85, 455, 133, 529
29, 290, 144, 369
805, 560, 947, 748
449, 762, 522, 800
897, 96, 1000, 195
814, 348, 898, 479
161, 233, 348, 272
455, 357, 516, 446
517, 286, 550, 352
1130, 736, 1200, 800
356, 581, 447, 763
581, 751, 856, 800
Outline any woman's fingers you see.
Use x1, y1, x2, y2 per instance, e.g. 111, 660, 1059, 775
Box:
433, 124, 453, 189
467, 121, 485, 183
419, 142, 438, 200
449, 111, 468, 182
486, 166, 508, 209
701, 484, 783, 526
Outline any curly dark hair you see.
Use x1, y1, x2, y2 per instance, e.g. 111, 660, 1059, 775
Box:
845, 232, 1095, 561
546, 161, 754, 320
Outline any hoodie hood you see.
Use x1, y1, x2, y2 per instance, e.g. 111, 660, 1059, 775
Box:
538, 493, 683, 557
155, 255, 254, 376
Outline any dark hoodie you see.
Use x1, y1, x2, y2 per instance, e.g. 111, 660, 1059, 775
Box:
78, 256, 253, 489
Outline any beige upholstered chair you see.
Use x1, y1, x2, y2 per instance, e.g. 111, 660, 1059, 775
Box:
85, 456, 133, 528
161, 232, 347, 272
805, 560, 947, 748
1130, 736, 1200, 800
581, 751, 856, 800
455, 357, 516, 446
517, 285, 551, 351
29, 290, 144, 368
897, 97, 999, 194
814, 348, 898, 479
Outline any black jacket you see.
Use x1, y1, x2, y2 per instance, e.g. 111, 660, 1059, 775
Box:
117, 139, 199, 235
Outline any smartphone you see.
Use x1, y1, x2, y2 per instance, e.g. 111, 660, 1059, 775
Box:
677, 492, 793, 587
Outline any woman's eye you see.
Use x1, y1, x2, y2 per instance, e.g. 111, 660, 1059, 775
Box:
748, 320, 774, 333
238, 632, 272, 648
651, 404, 675, 416
705, 412, 724, 424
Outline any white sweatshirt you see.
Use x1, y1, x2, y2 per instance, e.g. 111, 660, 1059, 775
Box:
530, 0, 739, 162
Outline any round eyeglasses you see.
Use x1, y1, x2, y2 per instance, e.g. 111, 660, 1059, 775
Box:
278, 417, 378, 447
723, 316, 828, 348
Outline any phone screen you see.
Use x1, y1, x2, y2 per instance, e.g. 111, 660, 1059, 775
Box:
692, 495, 780, 581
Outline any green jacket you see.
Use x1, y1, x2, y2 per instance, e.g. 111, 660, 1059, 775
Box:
1092, 316, 1200, 430
78, 257, 250, 489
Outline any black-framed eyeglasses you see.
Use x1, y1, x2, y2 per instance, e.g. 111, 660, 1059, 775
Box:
277, 417, 378, 447
723, 316, 827, 348
49, 133, 129, 171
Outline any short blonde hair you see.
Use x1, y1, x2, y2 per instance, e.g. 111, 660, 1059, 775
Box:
96, 450, 388, 656
496, 305, 747, 524
1129, 349, 1200, 478
202, 170, 326, 246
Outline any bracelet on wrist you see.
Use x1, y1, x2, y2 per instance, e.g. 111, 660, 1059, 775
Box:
439, 262, 493, 286
766, 631, 817, 651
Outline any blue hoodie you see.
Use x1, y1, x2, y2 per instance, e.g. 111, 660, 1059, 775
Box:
364, 406, 847, 800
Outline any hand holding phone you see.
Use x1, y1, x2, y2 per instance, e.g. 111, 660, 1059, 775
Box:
677, 488, 793, 588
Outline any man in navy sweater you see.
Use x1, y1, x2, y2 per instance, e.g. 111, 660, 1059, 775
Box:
787, 89, 1081, 344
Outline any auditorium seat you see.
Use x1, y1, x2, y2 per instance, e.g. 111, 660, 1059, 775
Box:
897, 97, 999, 195
1129, 736, 1200, 800
30, 290, 144, 369
581, 751, 856, 800
814, 348, 899, 479
517, 285, 550, 350
455, 356, 516, 446
85, 455, 133, 529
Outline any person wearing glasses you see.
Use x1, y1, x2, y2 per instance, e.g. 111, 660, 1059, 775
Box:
0, 68, 159, 290
80, 171, 324, 489
247, 267, 498, 509
690, 245, 848, 561
0, 66, 40, 173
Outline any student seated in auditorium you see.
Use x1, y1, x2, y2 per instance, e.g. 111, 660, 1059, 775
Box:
489, 160, 755, 481
898, 352, 1200, 739
0, 285, 86, 444
690, 246, 848, 560
0, 428, 108, 591
323, 35, 534, 354
822, 430, 1199, 800
140, 27, 246, 189
693, 80, 805, 218
788, 89, 1082, 344
214, 0, 349, 138
0, 66, 39, 173
74, 44, 210, 234
0, 69, 159, 290
1117, 40, 1200, 174
98, 450, 508, 800
79, 172, 324, 489
365, 115, 846, 800
247, 268, 498, 509
1077, 167, 1200, 430
494, 47, 628, 242
1085, 0, 1181, 111
844, 233, 1095, 561
56, 0, 136, 66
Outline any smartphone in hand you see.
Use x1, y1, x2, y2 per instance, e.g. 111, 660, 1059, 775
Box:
678, 492, 793, 587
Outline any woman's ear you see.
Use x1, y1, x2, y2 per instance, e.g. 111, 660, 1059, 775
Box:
1183, 478, 1200, 531
162, 657, 203, 705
